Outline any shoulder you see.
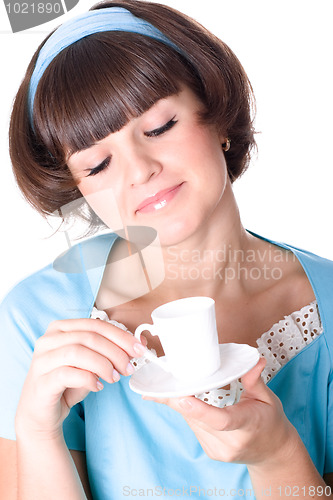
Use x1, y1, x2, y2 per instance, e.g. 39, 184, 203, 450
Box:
250, 231, 333, 299
286, 243, 333, 277
0, 232, 118, 338
1, 261, 81, 308
0, 232, 118, 343
1, 232, 118, 313
272, 238, 333, 360
0, 263, 89, 352
282, 244, 333, 314
249, 231, 333, 356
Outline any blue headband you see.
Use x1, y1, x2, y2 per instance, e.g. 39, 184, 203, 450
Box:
28, 7, 181, 126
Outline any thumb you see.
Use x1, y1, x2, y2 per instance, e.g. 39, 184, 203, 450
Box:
240, 356, 268, 400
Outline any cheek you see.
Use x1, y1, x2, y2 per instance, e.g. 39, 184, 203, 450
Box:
188, 129, 227, 184
187, 125, 224, 160
78, 182, 125, 231
76, 174, 108, 196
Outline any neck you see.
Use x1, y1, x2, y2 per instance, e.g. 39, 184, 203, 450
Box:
155, 182, 254, 302
96, 181, 268, 310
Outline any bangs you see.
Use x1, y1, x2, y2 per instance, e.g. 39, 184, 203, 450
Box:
33, 32, 199, 159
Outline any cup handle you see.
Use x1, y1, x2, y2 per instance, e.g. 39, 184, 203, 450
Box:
134, 324, 171, 373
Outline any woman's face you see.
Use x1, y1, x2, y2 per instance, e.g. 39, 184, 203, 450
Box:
67, 87, 229, 246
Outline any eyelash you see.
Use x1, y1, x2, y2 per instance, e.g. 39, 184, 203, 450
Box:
87, 117, 178, 177
87, 157, 111, 177
144, 116, 178, 138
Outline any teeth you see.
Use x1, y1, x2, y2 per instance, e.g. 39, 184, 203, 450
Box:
153, 199, 167, 210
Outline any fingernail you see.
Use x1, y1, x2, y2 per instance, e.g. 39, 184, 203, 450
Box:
179, 399, 192, 410
126, 362, 135, 375
133, 343, 146, 356
113, 369, 120, 382
96, 380, 104, 391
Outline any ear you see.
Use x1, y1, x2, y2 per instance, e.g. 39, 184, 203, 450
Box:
216, 125, 228, 145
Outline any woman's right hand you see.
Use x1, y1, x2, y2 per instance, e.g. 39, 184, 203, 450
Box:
15, 318, 146, 439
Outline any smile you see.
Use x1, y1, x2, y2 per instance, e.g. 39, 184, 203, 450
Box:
135, 183, 184, 214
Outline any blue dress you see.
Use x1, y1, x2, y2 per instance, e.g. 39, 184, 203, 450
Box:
1, 231, 333, 499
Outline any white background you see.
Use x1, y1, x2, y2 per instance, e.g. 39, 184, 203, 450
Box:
0, 0, 332, 301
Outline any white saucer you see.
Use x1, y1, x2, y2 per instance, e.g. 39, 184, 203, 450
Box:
129, 343, 260, 398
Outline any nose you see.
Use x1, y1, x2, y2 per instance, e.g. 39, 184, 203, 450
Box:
122, 143, 162, 187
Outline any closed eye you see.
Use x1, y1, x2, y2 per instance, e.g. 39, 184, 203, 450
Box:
86, 156, 111, 177
85, 116, 177, 176
144, 116, 178, 138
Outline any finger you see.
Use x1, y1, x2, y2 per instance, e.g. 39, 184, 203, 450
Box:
64, 382, 103, 408
46, 319, 146, 358
142, 358, 268, 432
39, 366, 102, 404
145, 394, 267, 432
35, 331, 136, 376
34, 344, 121, 383
143, 394, 239, 431
64, 387, 93, 409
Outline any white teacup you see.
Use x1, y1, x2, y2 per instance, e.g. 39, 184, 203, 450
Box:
134, 297, 221, 382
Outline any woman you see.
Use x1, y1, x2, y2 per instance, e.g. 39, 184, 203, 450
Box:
0, 1, 333, 498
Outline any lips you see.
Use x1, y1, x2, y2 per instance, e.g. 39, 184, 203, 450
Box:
135, 183, 183, 214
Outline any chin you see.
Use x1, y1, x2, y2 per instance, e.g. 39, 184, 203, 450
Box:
155, 217, 201, 247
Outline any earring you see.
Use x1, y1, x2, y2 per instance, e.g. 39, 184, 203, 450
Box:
222, 138, 231, 152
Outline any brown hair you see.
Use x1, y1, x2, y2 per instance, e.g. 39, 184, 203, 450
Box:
9, 0, 256, 222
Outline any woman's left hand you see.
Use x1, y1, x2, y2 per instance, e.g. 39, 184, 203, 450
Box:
143, 357, 298, 466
